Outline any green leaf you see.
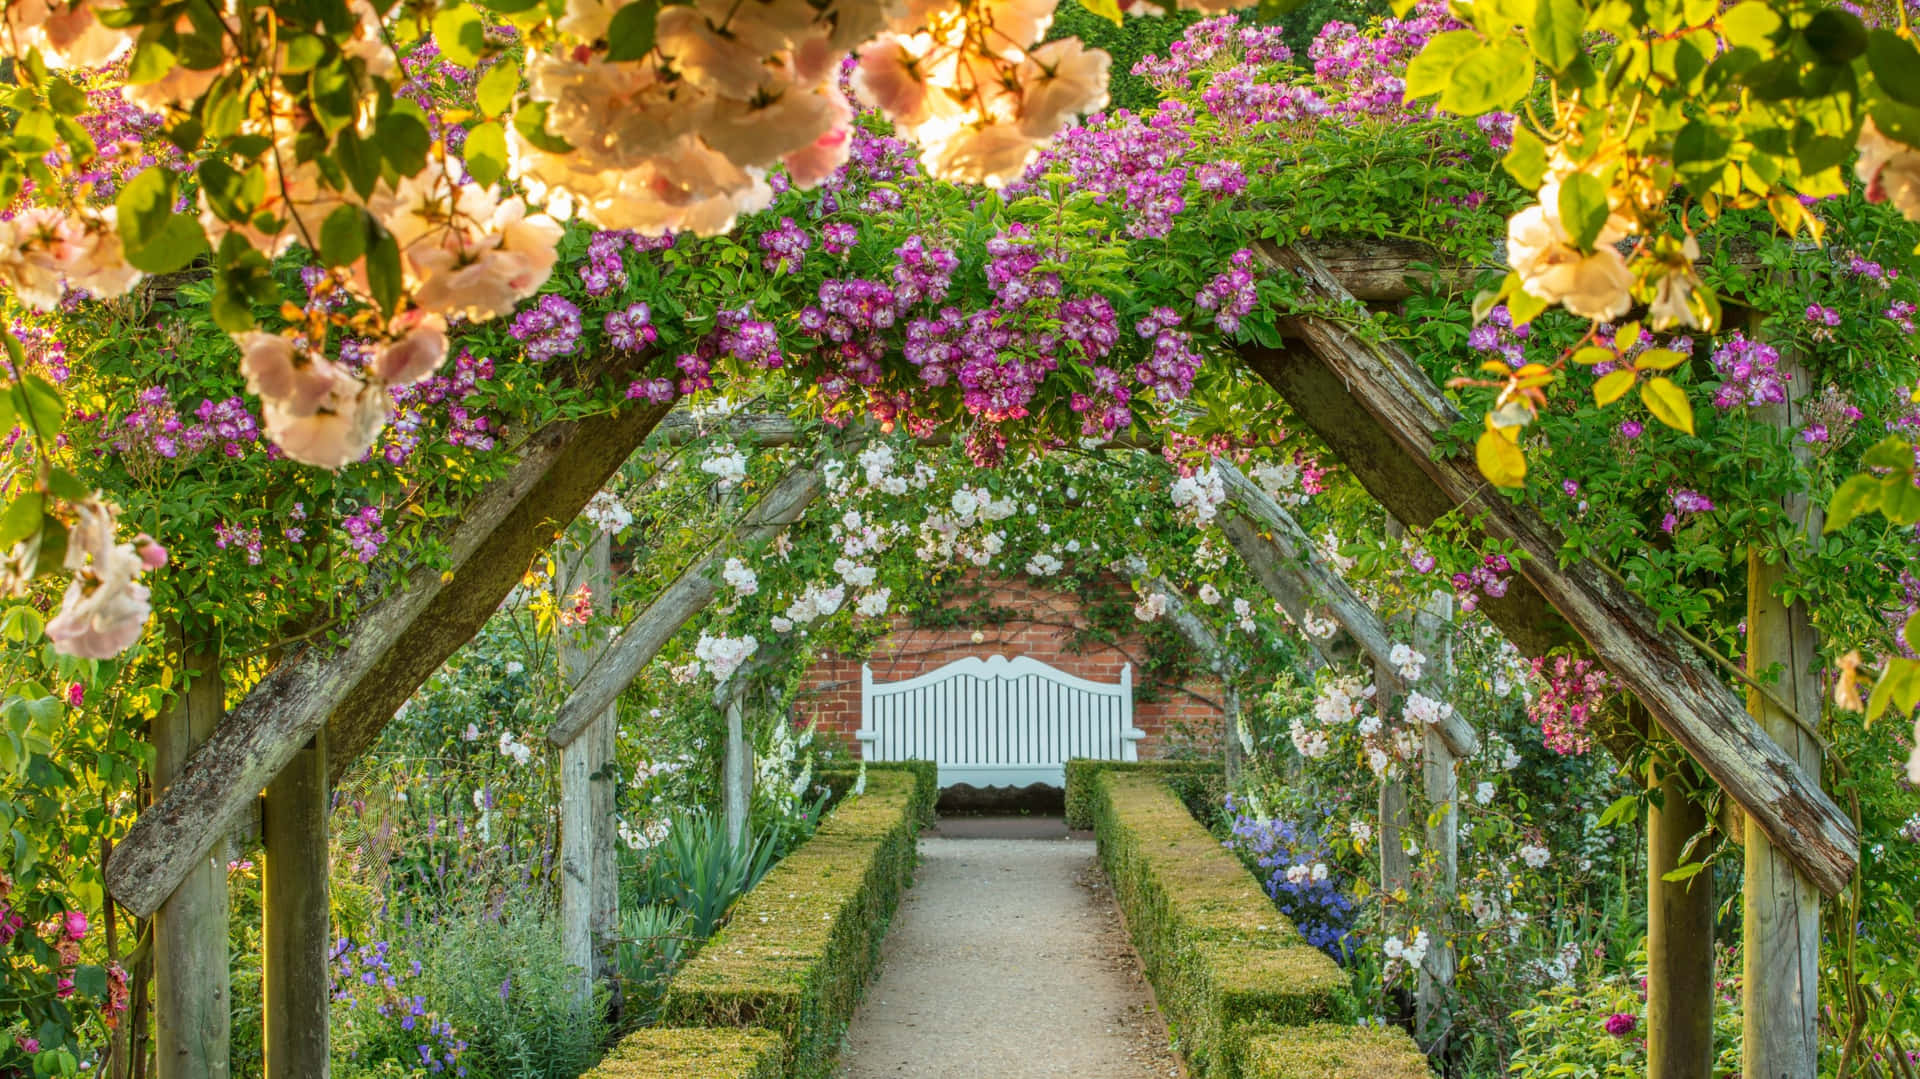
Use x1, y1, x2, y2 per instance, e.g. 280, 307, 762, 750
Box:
475, 61, 520, 116
14, 375, 64, 439
1633, 348, 1688, 371
319, 205, 367, 267
433, 4, 488, 67
1592, 369, 1636, 407
1530, 0, 1584, 71
1862, 435, 1914, 470
1079, 0, 1124, 22
464, 120, 508, 188
1805, 8, 1868, 64
1673, 120, 1732, 193
512, 101, 574, 154
364, 220, 403, 316
0, 494, 44, 550
1868, 30, 1920, 108
1719, 1, 1780, 50
1404, 30, 1484, 101
1557, 171, 1610, 250
1443, 39, 1537, 113
124, 215, 207, 274
10, 110, 56, 154
334, 127, 381, 201
1597, 793, 1638, 828
1571, 346, 1614, 365
1503, 125, 1549, 189
1641, 377, 1695, 435
605, 0, 660, 61
376, 108, 432, 180
1660, 861, 1708, 883
1825, 472, 1885, 533
127, 39, 177, 86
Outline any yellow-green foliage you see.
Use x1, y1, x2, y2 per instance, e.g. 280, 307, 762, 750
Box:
1243, 1024, 1432, 1078
662, 767, 931, 1079
816, 761, 938, 827
577, 1028, 784, 1079
1064, 758, 1222, 829
1091, 772, 1355, 1078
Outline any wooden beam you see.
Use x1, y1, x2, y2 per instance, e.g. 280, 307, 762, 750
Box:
1647, 738, 1716, 1079
722, 688, 752, 849
1243, 242, 1858, 896
105, 382, 675, 917
1217, 460, 1478, 758
1412, 588, 1458, 1049
1122, 557, 1245, 783
1743, 350, 1823, 1076
263, 730, 328, 1079
152, 642, 230, 1079
1218, 513, 1349, 670
547, 463, 824, 748
557, 532, 619, 1011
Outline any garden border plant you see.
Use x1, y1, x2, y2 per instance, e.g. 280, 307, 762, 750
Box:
574, 1027, 784, 1079
657, 765, 933, 1078
1089, 769, 1428, 1079
1064, 757, 1224, 830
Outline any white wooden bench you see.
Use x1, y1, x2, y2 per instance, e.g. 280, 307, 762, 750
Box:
855, 655, 1144, 788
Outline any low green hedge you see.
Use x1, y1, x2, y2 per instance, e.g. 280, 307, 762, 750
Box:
577, 1028, 783, 1079
1244, 1024, 1431, 1078
1091, 772, 1357, 1078
1064, 758, 1223, 830
661, 766, 932, 1078
816, 760, 938, 829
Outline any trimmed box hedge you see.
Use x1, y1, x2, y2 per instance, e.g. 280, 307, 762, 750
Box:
661, 765, 933, 1079
1091, 772, 1356, 1078
576, 1028, 783, 1079
1064, 758, 1223, 829
816, 760, 938, 829
1243, 1024, 1431, 1079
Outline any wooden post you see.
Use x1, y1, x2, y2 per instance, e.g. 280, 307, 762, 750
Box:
1743, 348, 1823, 1079
557, 532, 619, 1012
1412, 588, 1457, 1047
1646, 723, 1715, 1079
263, 730, 329, 1079
152, 641, 231, 1079
723, 689, 753, 850
1376, 664, 1412, 899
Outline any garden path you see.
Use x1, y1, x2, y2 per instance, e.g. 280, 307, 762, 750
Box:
835, 824, 1183, 1078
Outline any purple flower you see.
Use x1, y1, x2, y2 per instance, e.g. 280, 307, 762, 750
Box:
508, 295, 583, 361
1604, 1012, 1638, 1037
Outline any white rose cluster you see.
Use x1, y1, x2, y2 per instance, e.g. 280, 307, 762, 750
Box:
1025, 552, 1064, 577
584, 490, 635, 534
694, 631, 759, 683
1169, 467, 1227, 526
721, 557, 760, 597
1133, 591, 1170, 622
701, 444, 751, 490
1401, 691, 1451, 728
1388, 643, 1426, 682
783, 581, 847, 626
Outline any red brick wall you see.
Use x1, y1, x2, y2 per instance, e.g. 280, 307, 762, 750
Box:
797, 573, 1225, 766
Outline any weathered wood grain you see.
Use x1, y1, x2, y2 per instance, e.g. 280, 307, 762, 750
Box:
263, 730, 329, 1079
1216, 460, 1479, 758
546, 464, 824, 748
152, 644, 230, 1079
1242, 242, 1857, 896
557, 533, 619, 1011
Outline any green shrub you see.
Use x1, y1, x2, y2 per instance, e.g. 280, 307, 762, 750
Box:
1090, 772, 1353, 1078
1242, 1024, 1431, 1078
816, 760, 938, 828
577, 1028, 784, 1079
661, 766, 933, 1078
626, 808, 785, 938
1046, 0, 1202, 114
1064, 758, 1223, 829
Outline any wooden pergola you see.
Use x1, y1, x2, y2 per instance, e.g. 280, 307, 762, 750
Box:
101, 243, 1851, 1079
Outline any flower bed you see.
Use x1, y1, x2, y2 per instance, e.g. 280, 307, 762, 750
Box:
1242, 1024, 1432, 1079
659, 765, 933, 1078
575, 1028, 784, 1079
1090, 771, 1427, 1078
1064, 758, 1223, 829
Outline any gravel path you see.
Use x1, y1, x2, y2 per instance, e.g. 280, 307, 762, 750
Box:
835, 831, 1183, 1079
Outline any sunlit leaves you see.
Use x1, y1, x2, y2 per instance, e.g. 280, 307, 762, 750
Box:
432, 4, 488, 67
1529, 0, 1585, 72
1557, 172, 1610, 250
115, 168, 208, 274
466, 121, 509, 187
1592, 369, 1635, 407
1477, 421, 1528, 488
1826, 436, 1920, 531
1639, 377, 1694, 435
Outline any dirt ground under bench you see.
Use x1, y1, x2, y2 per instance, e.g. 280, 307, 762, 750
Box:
835, 827, 1184, 1079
